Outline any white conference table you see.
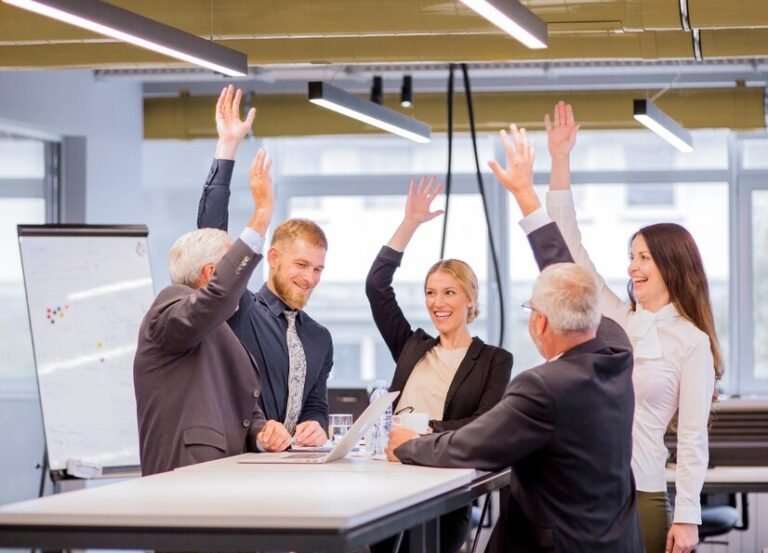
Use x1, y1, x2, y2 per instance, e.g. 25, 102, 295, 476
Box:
0, 453, 510, 553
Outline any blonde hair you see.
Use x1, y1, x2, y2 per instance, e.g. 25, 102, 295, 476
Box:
271, 218, 328, 250
168, 228, 231, 287
424, 259, 480, 323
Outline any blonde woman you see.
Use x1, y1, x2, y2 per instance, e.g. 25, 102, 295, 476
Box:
366, 177, 513, 553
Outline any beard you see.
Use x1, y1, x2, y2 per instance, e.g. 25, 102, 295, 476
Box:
272, 272, 311, 310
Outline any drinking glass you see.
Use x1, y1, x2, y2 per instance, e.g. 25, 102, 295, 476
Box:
328, 413, 353, 445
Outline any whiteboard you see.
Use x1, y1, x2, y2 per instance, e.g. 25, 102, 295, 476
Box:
18, 225, 154, 473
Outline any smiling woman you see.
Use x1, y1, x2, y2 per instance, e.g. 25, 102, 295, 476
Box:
364, 177, 513, 553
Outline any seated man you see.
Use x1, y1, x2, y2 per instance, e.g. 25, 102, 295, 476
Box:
197, 85, 332, 446
134, 150, 289, 476
386, 126, 642, 552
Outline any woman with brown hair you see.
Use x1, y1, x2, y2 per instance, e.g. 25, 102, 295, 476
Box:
540, 102, 722, 553
366, 177, 513, 553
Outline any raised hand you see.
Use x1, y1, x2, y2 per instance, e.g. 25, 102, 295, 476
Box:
404, 177, 445, 225
386, 176, 444, 252
214, 84, 256, 160
545, 101, 579, 160
247, 149, 274, 236
488, 124, 540, 216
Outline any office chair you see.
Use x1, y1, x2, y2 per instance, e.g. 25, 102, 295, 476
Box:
697, 492, 749, 548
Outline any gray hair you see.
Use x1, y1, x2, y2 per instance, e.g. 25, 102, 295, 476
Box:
168, 228, 232, 287
531, 263, 601, 333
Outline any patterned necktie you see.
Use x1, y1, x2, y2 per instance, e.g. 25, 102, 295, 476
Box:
283, 310, 307, 435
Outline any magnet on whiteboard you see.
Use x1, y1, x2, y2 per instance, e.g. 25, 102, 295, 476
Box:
66, 459, 103, 479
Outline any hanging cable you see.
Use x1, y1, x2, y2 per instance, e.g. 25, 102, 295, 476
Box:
460, 63, 505, 347
440, 64, 455, 259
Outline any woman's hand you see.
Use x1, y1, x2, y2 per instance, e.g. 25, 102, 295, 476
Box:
546, 100, 579, 160
386, 176, 444, 252
404, 176, 444, 225
665, 522, 699, 553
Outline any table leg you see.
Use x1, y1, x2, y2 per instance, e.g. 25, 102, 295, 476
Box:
407, 517, 440, 553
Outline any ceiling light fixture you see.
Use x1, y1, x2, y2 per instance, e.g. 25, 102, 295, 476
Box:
2, 0, 248, 77
308, 81, 431, 143
400, 75, 413, 108
633, 99, 693, 153
459, 0, 547, 49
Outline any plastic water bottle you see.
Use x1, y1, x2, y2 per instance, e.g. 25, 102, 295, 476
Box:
369, 379, 392, 456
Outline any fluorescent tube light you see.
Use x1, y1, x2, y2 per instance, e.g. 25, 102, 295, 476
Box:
633, 99, 694, 153
3, 0, 248, 77
459, 0, 547, 49
308, 81, 431, 143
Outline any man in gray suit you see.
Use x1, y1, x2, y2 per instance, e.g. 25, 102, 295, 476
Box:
386, 127, 642, 552
134, 150, 290, 476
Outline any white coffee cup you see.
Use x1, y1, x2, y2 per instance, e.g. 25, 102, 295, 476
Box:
393, 412, 429, 434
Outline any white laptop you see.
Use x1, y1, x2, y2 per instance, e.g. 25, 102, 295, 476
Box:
238, 390, 399, 464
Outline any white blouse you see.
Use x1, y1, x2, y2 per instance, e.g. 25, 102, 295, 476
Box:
519, 190, 715, 524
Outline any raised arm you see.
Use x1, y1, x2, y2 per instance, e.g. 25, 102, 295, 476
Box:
154, 151, 273, 351
546, 100, 579, 192
365, 178, 444, 360
543, 102, 628, 324
197, 85, 257, 231
387, 177, 445, 251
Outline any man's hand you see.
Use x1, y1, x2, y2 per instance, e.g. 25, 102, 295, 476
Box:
665, 523, 698, 553
214, 84, 256, 160
247, 149, 274, 236
545, 101, 579, 161
385, 427, 419, 462
404, 177, 444, 225
487, 124, 539, 216
293, 420, 327, 447
257, 420, 291, 452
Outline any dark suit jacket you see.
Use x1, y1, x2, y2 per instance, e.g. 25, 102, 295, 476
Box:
366, 246, 512, 432
395, 222, 642, 553
197, 159, 333, 429
134, 239, 267, 476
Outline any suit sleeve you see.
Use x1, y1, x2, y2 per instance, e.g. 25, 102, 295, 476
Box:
365, 246, 415, 361
395, 369, 554, 470
197, 159, 235, 231
298, 333, 333, 430
246, 403, 269, 452
430, 348, 513, 432
148, 240, 260, 353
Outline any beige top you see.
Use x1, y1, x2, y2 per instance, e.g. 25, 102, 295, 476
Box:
397, 345, 469, 421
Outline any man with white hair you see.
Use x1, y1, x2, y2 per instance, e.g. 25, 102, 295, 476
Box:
134, 150, 291, 476
386, 127, 641, 552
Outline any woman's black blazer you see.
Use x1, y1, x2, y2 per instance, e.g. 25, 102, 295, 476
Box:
365, 246, 513, 432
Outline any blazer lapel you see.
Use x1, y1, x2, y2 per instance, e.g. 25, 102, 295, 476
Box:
442, 337, 483, 415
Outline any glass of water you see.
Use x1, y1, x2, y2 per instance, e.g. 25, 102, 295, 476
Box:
328, 414, 353, 445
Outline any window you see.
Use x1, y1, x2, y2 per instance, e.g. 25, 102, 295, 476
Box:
0, 137, 53, 393
751, 190, 768, 382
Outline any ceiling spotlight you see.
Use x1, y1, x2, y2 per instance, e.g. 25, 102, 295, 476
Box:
309, 81, 431, 143
2, 0, 248, 76
633, 99, 693, 153
370, 75, 383, 105
459, 0, 547, 49
400, 75, 413, 108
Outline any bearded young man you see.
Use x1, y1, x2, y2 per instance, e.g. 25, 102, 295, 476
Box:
196, 85, 332, 447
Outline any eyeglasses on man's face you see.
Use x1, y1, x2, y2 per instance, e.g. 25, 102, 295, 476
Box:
521, 301, 539, 314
